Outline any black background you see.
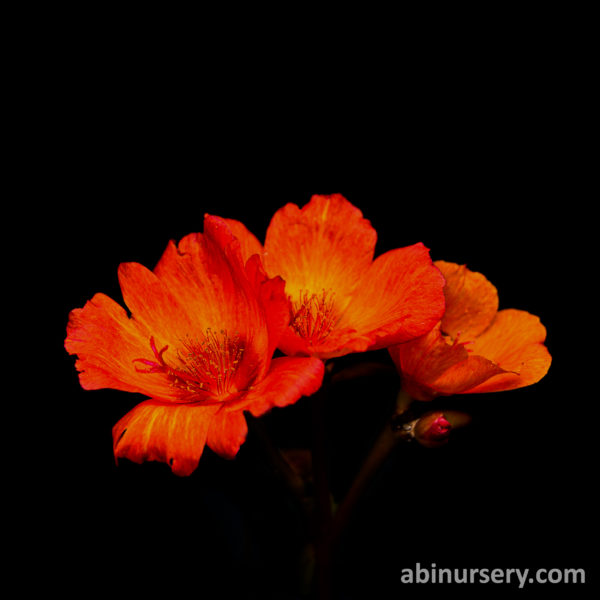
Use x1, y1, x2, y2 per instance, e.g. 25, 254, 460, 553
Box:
33, 52, 595, 598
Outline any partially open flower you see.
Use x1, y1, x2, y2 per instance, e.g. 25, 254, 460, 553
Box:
65, 215, 324, 475
389, 261, 551, 401
224, 194, 446, 359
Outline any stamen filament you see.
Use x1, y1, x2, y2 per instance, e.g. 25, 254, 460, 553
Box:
290, 289, 337, 345
133, 329, 245, 400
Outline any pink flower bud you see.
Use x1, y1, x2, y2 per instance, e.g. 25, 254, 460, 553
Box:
414, 412, 452, 448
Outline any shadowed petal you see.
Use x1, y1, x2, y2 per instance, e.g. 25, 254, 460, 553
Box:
389, 325, 505, 400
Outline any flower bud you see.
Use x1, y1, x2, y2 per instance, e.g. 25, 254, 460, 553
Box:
413, 412, 452, 448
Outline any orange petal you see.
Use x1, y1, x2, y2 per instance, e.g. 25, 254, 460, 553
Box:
112, 400, 218, 476
429, 355, 506, 395
223, 218, 265, 264
435, 261, 499, 340
206, 409, 248, 460
263, 194, 377, 304
152, 215, 261, 335
466, 309, 551, 393
228, 356, 325, 416
389, 325, 505, 400
151, 215, 270, 385
341, 243, 446, 350
276, 324, 370, 359
65, 293, 177, 400
244, 254, 289, 373
118, 261, 194, 347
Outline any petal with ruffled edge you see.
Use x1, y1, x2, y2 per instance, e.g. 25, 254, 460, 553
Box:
65, 293, 178, 400
112, 400, 218, 476
206, 409, 249, 460
227, 356, 325, 417
263, 194, 377, 306
435, 261, 499, 340
466, 309, 551, 393
340, 243, 446, 351
118, 261, 195, 349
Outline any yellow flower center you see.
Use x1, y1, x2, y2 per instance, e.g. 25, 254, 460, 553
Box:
289, 289, 337, 345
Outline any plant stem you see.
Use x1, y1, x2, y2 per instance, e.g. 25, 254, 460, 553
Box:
246, 414, 307, 502
330, 361, 396, 385
310, 374, 333, 600
330, 388, 414, 549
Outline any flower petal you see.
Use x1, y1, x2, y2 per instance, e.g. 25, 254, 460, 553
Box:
263, 194, 377, 305
389, 325, 505, 400
466, 309, 551, 393
275, 325, 369, 359
118, 261, 194, 348
223, 218, 265, 264
227, 356, 325, 417
65, 293, 177, 400
151, 215, 261, 337
341, 243, 446, 350
151, 215, 270, 388
206, 409, 248, 460
244, 254, 289, 370
112, 400, 217, 476
435, 261, 499, 340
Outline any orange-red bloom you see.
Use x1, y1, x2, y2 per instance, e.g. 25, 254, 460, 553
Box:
224, 194, 446, 359
65, 215, 324, 476
389, 261, 551, 401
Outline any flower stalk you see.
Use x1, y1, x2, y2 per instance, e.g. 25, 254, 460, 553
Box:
310, 367, 334, 600
330, 388, 414, 550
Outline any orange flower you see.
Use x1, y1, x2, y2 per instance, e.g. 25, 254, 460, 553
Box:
65, 215, 324, 476
389, 261, 551, 401
224, 194, 446, 359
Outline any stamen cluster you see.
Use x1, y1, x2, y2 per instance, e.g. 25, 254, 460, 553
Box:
134, 329, 245, 400
290, 289, 337, 345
